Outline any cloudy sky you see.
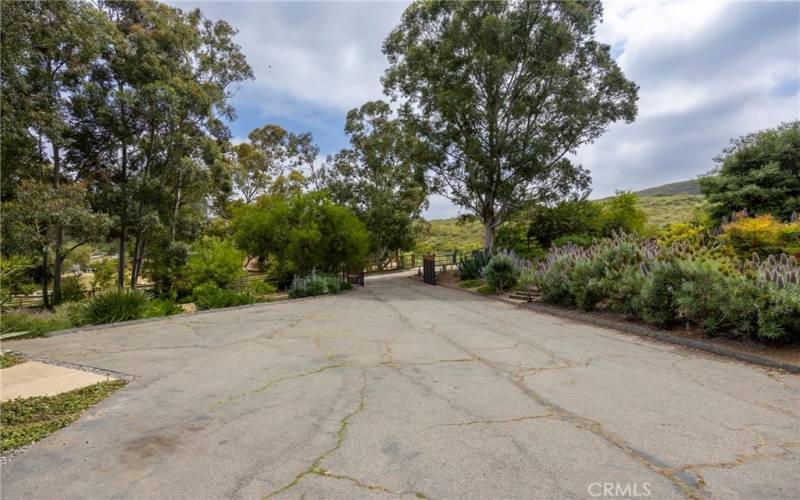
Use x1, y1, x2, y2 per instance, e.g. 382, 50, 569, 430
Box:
170, 0, 800, 219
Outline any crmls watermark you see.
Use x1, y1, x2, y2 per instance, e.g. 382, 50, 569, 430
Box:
587, 482, 652, 497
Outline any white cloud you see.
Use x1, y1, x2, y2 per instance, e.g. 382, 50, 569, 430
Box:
170, 0, 407, 116
169, 0, 800, 214
579, 0, 800, 198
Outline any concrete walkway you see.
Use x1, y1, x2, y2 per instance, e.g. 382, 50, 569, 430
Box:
0, 361, 112, 401
2, 276, 798, 499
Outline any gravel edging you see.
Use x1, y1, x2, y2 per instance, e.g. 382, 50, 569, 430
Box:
437, 279, 800, 374
1, 351, 135, 381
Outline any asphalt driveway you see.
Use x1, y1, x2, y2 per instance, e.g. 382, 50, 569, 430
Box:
2, 275, 799, 499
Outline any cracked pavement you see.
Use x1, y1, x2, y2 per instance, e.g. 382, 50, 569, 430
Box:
2, 275, 799, 499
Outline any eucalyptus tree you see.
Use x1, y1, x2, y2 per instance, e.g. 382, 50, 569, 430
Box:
68, 0, 253, 287
319, 101, 427, 262
231, 125, 319, 203
383, 0, 638, 249
0, 0, 110, 302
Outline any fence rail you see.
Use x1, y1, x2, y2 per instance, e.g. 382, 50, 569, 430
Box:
5, 250, 480, 307
4, 282, 156, 308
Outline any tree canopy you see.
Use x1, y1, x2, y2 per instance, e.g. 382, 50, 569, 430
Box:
382, 0, 638, 249
232, 192, 369, 281
700, 121, 800, 222
230, 124, 319, 204
319, 100, 427, 261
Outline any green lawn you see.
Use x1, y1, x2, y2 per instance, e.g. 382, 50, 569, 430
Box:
1, 380, 127, 453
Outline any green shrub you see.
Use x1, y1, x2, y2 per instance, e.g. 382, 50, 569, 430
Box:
144, 239, 190, 295
535, 254, 577, 305
756, 285, 800, 341
518, 270, 536, 293
288, 272, 344, 299
495, 222, 546, 260
191, 283, 253, 311
0, 307, 75, 338
638, 261, 685, 326
653, 259, 761, 336
658, 223, 705, 247
533, 231, 800, 342
90, 258, 116, 291
232, 192, 369, 280
476, 284, 495, 295
0, 255, 37, 302
552, 234, 594, 248
722, 215, 799, 257
457, 251, 490, 280
78, 288, 148, 325
59, 275, 85, 303
483, 254, 520, 292
566, 240, 644, 312
527, 201, 603, 248
246, 279, 278, 298
568, 260, 606, 310
142, 298, 183, 318
186, 237, 245, 289
600, 191, 647, 236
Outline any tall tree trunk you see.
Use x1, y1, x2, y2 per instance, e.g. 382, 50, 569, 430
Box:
117, 142, 127, 288
483, 220, 494, 252
130, 231, 146, 288
41, 248, 50, 310
171, 171, 183, 241
52, 145, 63, 304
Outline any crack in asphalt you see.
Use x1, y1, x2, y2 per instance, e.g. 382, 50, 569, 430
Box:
263, 369, 372, 499
428, 414, 558, 429
210, 364, 342, 411
379, 280, 705, 499
313, 470, 427, 498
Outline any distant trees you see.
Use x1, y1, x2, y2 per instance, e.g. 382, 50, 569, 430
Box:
700, 121, 800, 221
383, 0, 638, 249
319, 101, 427, 263
230, 125, 319, 204
524, 192, 646, 249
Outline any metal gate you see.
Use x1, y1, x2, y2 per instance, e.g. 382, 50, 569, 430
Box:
422, 255, 436, 285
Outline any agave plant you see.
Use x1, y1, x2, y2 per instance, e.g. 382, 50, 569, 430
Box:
457, 251, 491, 280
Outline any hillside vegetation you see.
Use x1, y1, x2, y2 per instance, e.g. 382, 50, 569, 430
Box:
637, 194, 705, 227
413, 218, 484, 253
636, 179, 701, 196
418, 190, 706, 253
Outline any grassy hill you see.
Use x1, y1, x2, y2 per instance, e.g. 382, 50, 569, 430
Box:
416, 180, 708, 252
638, 194, 704, 227
413, 218, 483, 253
636, 179, 701, 197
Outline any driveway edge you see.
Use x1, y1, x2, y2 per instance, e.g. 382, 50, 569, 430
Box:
437, 279, 800, 374
16, 289, 354, 339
